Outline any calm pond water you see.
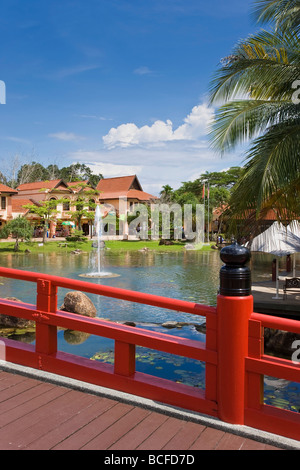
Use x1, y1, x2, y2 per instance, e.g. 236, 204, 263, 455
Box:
0, 248, 299, 412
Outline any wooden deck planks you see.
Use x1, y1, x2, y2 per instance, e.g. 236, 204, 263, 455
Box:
0, 371, 285, 450
52, 401, 135, 450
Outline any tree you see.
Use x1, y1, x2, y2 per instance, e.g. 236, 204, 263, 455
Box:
17, 162, 49, 185
157, 168, 242, 238
159, 185, 175, 203
46, 164, 60, 180
59, 163, 103, 185
2, 160, 103, 188
209, 0, 300, 234
252, 0, 300, 34
69, 183, 100, 232
0, 216, 33, 251
0, 171, 8, 186
23, 199, 66, 243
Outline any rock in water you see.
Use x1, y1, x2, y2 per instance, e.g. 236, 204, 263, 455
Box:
60, 291, 97, 317
0, 297, 35, 328
264, 328, 300, 358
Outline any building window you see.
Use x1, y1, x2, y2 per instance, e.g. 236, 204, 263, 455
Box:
63, 199, 70, 211
1, 197, 6, 210
50, 197, 57, 209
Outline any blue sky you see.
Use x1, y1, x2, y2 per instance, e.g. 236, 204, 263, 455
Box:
0, 0, 258, 195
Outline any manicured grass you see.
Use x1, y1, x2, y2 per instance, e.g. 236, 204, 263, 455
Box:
0, 240, 93, 254
104, 240, 187, 251
0, 239, 215, 254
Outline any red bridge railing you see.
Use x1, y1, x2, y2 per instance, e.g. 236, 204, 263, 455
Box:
0, 257, 299, 442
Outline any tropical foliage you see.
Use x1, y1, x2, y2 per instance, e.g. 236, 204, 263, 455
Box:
0, 161, 103, 188
69, 183, 100, 231
159, 167, 243, 236
23, 198, 66, 244
209, 0, 300, 236
0, 216, 33, 251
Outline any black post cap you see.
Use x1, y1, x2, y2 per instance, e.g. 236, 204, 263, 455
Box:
219, 240, 251, 296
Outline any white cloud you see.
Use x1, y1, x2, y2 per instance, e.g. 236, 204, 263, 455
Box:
67, 140, 240, 196
76, 114, 112, 121
66, 102, 244, 196
2, 136, 31, 145
102, 103, 214, 149
48, 64, 100, 80
134, 66, 154, 75
83, 161, 142, 178
49, 132, 85, 142
174, 104, 214, 140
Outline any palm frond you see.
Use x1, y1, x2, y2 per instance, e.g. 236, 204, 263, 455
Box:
227, 118, 300, 213
210, 99, 296, 152
209, 31, 300, 105
252, 0, 300, 34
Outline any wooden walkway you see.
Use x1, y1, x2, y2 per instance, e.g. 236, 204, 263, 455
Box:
0, 370, 286, 451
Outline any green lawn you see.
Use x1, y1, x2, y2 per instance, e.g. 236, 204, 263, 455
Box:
0, 239, 215, 254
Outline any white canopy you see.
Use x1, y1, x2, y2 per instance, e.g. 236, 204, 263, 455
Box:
250, 221, 300, 256
288, 220, 300, 240
250, 221, 300, 299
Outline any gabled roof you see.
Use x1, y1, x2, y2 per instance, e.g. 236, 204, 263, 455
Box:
97, 175, 157, 201
67, 180, 97, 192
126, 189, 158, 201
0, 183, 18, 194
11, 198, 41, 214
17, 179, 72, 192
97, 175, 143, 193
67, 180, 88, 187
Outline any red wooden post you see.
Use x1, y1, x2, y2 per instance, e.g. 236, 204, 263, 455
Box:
114, 341, 136, 376
217, 241, 252, 425
35, 279, 58, 357
247, 319, 264, 410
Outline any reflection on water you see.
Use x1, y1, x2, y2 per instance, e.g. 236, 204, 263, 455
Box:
0, 250, 223, 321
0, 249, 299, 411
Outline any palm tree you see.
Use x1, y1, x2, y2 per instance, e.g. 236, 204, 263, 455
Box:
209, 0, 300, 235
159, 185, 174, 203
252, 0, 300, 34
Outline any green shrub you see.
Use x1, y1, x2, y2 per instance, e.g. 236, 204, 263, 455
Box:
65, 229, 87, 242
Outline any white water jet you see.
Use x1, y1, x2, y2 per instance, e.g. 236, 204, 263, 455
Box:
80, 205, 119, 278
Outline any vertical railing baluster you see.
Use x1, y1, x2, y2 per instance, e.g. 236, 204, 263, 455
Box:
247, 319, 264, 410
35, 279, 58, 359
114, 340, 136, 376
205, 312, 217, 404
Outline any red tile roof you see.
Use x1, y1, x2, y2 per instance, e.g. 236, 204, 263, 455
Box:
127, 189, 158, 201
11, 198, 35, 213
97, 175, 142, 193
97, 175, 157, 201
0, 184, 18, 194
213, 205, 300, 221
99, 191, 157, 201
67, 180, 88, 187
17, 179, 71, 192
67, 180, 97, 192
14, 176, 157, 202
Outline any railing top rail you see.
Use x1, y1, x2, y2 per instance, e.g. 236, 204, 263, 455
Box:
251, 312, 300, 335
0, 266, 215, 317
0, 298, 215, 363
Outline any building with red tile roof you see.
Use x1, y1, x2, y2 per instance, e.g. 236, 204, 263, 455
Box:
97, 175, 158, 212
9, 175, 157, 238
14, 179, 78, 237
15, 179, 73, 200
0, 184, 18, 228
